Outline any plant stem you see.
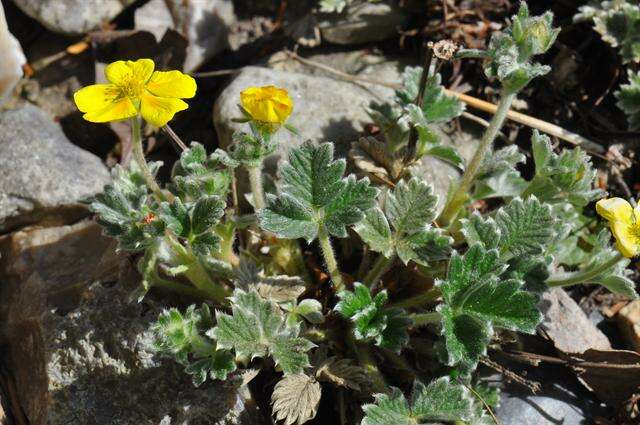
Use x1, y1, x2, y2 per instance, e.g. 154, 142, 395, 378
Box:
130, 117, 171, 202
389, 287, 441, 309
410, 311, 443, 327
363, 254, 395, 287
438, 90, 517, 226
247, 165, 266, 211
151, 275, 214, 300
317, 223, 344, 291
546, 253, 625, 287
345, 333, 386, 393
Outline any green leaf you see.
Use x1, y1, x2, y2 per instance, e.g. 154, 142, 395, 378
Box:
191, 232, 220, 256
421, 74, 466, 123
209, 289, 315, 374
528, 130, 604, 206
234, 256, 306, 302
259, 141, 378, 241
158, 198, 190, 236
462, 197, 555, 260
191, 195, 225, 235
171, 142, 234, 201
387, 177, 439, 235
152, 305, 236, 385
576, 1, 640, 64
272, 374, 321, 425
474, 146, 527, 200
353, 207, 394, 257
287, 299, 325, 325
335, 283, 411, 353
425, 145, 465, 169
437, 245, 542, 368
616, 70, 640, 130
396, 227, 453, 265
361, 377, 474, 425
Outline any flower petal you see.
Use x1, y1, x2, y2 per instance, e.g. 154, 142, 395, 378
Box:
240, 85, 292, 124
74, 84, 119, 113
140, 92, 188, 127
596, 198, 634, 224
105, 59, 155, 85
82, 98, 138, 123
611, 221, 640, 258
146, 71, 197, 99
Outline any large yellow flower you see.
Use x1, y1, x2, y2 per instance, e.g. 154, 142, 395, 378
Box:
240, 85, 293, 125
73, 58, 196, 127
596, 197, 640, 258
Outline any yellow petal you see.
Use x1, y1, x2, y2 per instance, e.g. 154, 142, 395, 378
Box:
82, 98, 138, 123
105, 59, 155, 85
596, 198, 634, 224
611, 221, 640, 258
140, 92, 188, 127
146, 70, 197, 99
73, 84, 120, 113
240, 85, 293, 124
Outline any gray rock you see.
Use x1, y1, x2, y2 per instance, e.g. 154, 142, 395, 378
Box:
135, 0, 236, 72
0, 104, 110, 232
539, 288, 611, 354
0, 2, 25, 107
10, 0, 136, 35
317, 1, 406, 45
0, 220, 253, 425
213, 65, 476, 209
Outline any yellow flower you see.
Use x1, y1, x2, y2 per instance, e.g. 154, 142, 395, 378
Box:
596, 197, 640, 258
73, 58, 196, 127
240, 85, 293, 125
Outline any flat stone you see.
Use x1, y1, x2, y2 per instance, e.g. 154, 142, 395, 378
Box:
539, 288, 611, 354
618, 299, 640, 351
0, 104, 111, 232
135, 0, 236, 72
10, 0, 136, 35
0, 220, 252, 425
317, 1, 406, 45
0, 2, 25, 107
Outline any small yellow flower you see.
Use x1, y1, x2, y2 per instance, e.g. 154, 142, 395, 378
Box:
240, 85, 293, 125
73, 58, 196, 127
596, 197, 640, 258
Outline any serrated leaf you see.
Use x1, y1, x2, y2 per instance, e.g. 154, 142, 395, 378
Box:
191, 232, 220, 256
361, 377, 474, 425
259, 141, 378, 241
209, 289, 315, 374
290, 299, 325, 324
272, 374, 321, 425
191, 196, 225, 235
616, 69, 640, 130
495, 196, 555, 258
438, 245, 542, 368
421, 74, 466, 123
354, 207, 394, 257
184, 351, 236, 386
335, 283, 411, 353
234, 256, 306, 302
387, 178, 439, 235
396, 227, 453, 265
316, 357, 369, 391
171, 142, 234, 200
528, 130, 604, 206
461, 213, 501, 251
158, 198, 190, 236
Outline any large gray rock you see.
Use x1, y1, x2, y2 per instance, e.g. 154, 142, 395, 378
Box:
135, 0, 236, 72
0, 104, 110, 232
213, 65, 477, 209
0, 2, 25, 107
10, 0, 136, 35
0, 220, 253, 425
317, 1, 406, 45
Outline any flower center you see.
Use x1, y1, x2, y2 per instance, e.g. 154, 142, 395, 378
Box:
119, 76, 145, 99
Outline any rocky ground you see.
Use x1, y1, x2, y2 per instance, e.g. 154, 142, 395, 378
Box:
0, 0, 639, 424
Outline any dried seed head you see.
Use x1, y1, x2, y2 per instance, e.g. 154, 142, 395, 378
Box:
429, 40, 459, 61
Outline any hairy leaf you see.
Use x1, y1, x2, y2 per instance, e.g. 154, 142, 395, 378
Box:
171, 142, 234, 201
335, 283, 411, 353
272, 374, 321, 425
361, 377, 474, 425
259, 141, 377, 241
316, 357, 369, 391
437, 245, 542, 368
209, 289, 315, 374
234, 256, 306, 302
616, 69, 640, 130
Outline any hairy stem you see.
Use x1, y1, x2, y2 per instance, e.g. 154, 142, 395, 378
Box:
246, 165, 266, 211
317, 223, 344, 291
410, 311, 443, 327
150, 275, 214, 300
131, 117, 171, 202
546, 253, 625, 287
389, 287, 441, 309
438, 90, 517, 226
363, 254, 395, 287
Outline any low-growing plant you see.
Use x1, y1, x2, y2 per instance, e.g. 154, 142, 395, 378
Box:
76, 3, 638, 424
